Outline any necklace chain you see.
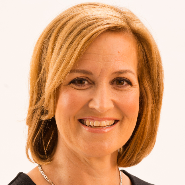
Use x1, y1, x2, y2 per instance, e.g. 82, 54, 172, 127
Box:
38, 164, 122, 185
119, 169, 122, 185
38, 165, 55, 185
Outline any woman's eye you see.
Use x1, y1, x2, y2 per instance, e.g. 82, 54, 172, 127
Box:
69, 78, 91, 88
112, 78, 132, 87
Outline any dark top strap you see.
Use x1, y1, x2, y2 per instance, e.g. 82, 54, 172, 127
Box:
121, 170, 154, 185
8, 170, 154, 185
8, 172, 36, 185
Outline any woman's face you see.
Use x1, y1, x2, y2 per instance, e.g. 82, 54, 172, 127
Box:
55, 31, 139, 158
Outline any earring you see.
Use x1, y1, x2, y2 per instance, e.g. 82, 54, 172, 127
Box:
118, 147, 123, 154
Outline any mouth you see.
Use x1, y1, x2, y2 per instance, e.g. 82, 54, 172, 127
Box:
78, 119, 119, 128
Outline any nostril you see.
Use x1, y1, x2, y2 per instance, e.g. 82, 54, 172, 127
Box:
88, 101, 114, 113
88, 92, 114, 113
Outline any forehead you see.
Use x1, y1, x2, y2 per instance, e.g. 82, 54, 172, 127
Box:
84, 31, 137, 54
72, 31, 138, 72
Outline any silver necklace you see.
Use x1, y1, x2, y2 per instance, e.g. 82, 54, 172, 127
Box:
38, 164, 122, 185
38, 165, 55, 185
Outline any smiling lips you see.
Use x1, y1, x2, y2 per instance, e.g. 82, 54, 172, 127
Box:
79, 119, 119, 128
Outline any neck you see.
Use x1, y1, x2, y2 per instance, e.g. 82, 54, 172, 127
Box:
42, 138, 120, 185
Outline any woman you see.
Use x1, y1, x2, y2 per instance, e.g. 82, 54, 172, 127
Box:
9, 2, 163, 185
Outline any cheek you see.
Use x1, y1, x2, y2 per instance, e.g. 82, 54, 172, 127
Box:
55, 90, 85, 137
55, 89, 88, 116
117, 91, 139, 144
119, 91, 139, 117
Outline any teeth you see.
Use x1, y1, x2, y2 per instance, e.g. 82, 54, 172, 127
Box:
86, 120, 90, 126
94, 121, 100, 126
108, 121, 113, 125
82, 119, 115, 127
100, 121, 106, 126
90, 121, 94, 126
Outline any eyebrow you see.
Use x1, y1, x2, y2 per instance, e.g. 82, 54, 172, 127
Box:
69, 69, 136, 76
70, 69, 93, 75
112, 70, 136, 76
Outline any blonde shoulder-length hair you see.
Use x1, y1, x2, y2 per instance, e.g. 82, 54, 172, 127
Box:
26, 2, 163, 167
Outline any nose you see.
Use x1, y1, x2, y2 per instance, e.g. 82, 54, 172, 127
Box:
88, 84, 114, 113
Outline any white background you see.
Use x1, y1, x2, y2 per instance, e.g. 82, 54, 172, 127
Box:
0, 0, 185, 184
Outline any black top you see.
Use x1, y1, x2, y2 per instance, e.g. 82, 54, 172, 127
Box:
8, 172, 36, 185
8, 170, 154, 185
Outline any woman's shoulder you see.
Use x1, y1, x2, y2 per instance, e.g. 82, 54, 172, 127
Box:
8, 172, 36, 185
121, 169, 154, 185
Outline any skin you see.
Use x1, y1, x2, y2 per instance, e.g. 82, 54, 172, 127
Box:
28, 31, 139, 185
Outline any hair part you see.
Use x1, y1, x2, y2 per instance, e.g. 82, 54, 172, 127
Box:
26, 2, 163, 166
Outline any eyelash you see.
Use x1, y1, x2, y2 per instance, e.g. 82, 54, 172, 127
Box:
69, 77, 132, 89
69, 78, 92, 87
111, 77, 132, 87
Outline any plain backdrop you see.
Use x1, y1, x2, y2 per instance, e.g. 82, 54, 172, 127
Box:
1, 0, 185, 184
